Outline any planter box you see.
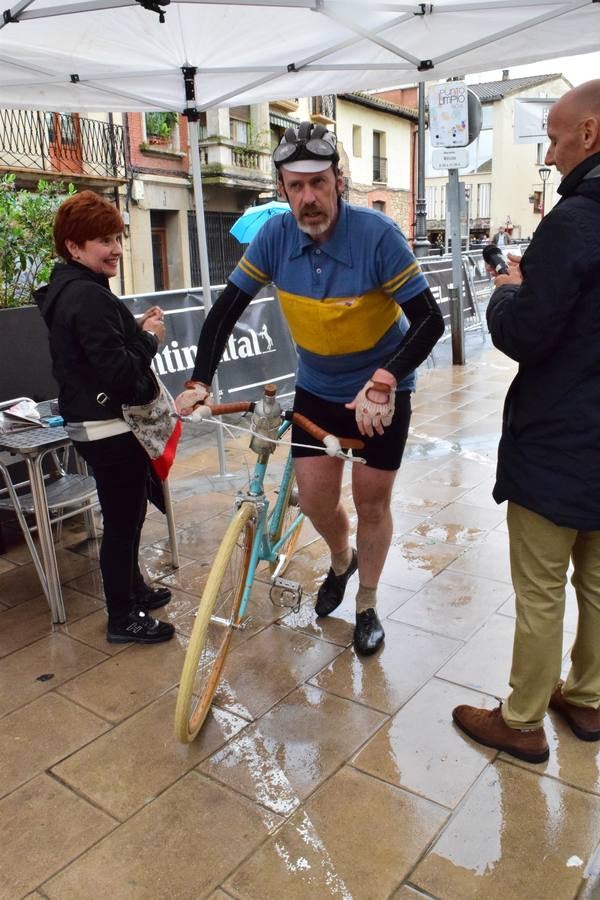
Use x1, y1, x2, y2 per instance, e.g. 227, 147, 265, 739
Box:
0, 305, 58, 403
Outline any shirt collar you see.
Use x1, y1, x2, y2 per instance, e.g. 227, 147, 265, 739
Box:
557, 151, 600, 198
289, 199, 353, 266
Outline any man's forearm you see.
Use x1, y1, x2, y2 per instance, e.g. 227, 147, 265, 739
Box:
191, 281, 253, 384
383, 287, 445, 382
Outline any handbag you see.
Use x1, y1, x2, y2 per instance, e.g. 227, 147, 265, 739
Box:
121, 370, 182, 480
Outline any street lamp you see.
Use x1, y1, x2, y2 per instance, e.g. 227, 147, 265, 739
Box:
539, 166, 551, 217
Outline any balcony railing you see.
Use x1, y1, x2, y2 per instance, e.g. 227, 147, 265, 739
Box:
373, 155, 387, 183
0, 110, 126, 180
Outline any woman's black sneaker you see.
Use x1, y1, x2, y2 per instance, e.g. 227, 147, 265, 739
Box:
107, 608, 175, 644
132, 584, 172, 611
315, 549, 358, 617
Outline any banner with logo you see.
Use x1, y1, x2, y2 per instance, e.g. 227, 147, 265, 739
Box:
121, 286, 298, 404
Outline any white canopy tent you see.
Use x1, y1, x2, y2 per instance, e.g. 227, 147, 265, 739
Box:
1, 0, 596, 466
0, 0, 597, 112
1, 0, 596, 302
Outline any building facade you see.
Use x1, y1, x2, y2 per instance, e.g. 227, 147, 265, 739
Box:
424, 72, 571, 247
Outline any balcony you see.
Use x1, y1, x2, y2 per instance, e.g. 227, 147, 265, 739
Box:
0, 110, 126, 183
373, 155, 388, 184
199, 138, 273, 192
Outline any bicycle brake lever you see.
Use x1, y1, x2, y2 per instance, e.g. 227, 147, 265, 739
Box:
336, 451, 367, 464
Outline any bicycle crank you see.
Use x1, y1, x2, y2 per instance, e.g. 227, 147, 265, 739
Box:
270, 576, 303, 613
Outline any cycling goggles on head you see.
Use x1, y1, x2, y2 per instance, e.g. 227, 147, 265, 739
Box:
273, 122, 339, 169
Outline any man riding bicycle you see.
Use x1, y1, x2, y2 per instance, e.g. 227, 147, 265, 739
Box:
177, 121, 444, 655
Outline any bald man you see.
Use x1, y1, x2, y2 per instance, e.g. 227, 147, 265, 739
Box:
453, 80, 600, 763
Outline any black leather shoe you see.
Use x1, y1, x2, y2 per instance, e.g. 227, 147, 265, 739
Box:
315, 549, 358, 617
354, 608, 385, 655
107, 608, 175, 644
133, 584, 172, 611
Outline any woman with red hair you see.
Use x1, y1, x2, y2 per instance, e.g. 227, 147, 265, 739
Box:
36, 190, 174, 644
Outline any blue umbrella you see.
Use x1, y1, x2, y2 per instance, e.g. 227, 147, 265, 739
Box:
230, 200, 290, 244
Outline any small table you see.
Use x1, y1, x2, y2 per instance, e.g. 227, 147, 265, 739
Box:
0, 421, 179, 624
0, 424, 79, 622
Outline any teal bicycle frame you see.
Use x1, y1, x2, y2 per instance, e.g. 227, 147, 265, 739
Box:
235, 417, 305, 618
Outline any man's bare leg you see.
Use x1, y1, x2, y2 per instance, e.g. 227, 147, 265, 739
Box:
352, 463, 396, 593
294, 455, 349, 557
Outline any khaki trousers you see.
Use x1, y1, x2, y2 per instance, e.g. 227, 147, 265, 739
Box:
502, 502, 600, 730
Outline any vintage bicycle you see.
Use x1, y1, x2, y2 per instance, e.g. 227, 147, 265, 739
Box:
174, 383, 364, 743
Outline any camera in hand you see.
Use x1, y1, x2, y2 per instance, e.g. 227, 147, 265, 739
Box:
482, 243, 509, 275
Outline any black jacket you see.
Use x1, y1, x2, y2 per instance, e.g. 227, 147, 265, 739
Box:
487, 152, 600, 529
35, 262, 157, 424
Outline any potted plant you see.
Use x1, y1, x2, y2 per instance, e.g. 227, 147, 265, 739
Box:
0, 175, 74, 400
145, 111, 179, 146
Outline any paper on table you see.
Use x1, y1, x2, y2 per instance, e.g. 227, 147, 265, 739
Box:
0, 399, 44, 431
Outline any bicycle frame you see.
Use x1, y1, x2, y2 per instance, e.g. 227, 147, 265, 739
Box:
235, 418, 304, 619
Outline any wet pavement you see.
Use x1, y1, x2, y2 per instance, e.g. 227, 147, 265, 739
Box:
1, 338, 600, 900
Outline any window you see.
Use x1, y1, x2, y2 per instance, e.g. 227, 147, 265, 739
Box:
372, 200, 386, 213
426, 186, 436, 218
143, 111, 180, 150
372, 131, 387, 183
352, 125, 362, 157
536, 142, 549, 165
477, 183, 491, 218
230, 118, 249, 145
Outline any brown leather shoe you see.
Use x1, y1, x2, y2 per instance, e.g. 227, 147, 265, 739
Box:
549, 683, 600, 741
452, 704, 549, 763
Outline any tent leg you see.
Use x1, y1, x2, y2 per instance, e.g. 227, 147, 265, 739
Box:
188, 120, 227, 478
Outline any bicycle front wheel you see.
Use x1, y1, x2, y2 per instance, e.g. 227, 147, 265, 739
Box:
175, 503, 255, 743
269, 471, 304, 576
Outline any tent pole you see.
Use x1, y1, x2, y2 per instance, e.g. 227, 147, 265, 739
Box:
413, 81, 430, 259
188, 119, 227, 478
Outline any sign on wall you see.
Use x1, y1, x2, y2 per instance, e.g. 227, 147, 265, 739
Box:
514, 97, 557, 144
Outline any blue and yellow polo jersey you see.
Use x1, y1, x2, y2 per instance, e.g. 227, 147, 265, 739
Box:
230, 200, 428, 402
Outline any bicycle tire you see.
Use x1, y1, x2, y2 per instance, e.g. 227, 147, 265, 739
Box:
175, 503, 255, 743
269, 470, 304, 576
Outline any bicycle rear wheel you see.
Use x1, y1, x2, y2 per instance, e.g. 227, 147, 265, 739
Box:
175, 503, 255, 743
269, 470, 304, 576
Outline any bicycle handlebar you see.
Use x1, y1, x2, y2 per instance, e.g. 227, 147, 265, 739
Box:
186, 401, 365, 452
286, 411, 364, 451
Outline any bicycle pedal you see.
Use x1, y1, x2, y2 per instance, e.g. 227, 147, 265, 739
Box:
270, 576, 303, 613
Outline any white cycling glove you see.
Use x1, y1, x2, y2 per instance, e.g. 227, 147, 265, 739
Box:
347, 380, 395, 437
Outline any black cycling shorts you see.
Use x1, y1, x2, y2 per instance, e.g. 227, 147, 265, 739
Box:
291, 385, 411, 471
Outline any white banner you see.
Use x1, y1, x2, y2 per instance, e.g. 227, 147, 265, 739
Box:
514, 97, 557, 144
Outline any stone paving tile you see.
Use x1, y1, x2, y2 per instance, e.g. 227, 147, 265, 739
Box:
0, 587, 102, 657
0, 556, 16, 575
411, 761, 600, 900
437, 613, 574, 699
53, 689, 248, 820
352, 679, 497, 809
57, 636, 188, 723
199, 684, 386, 815
389, 570, 513, 641
309, 620, 460, 715
0, 631, 107, 716
42, 772, 281, 900
224, 766, 448, 900
447, 529, 512, 584
380, 534, 465, 592
0, 774, 116, 899
209, 623, 344, 722
0, 692, 110, 799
